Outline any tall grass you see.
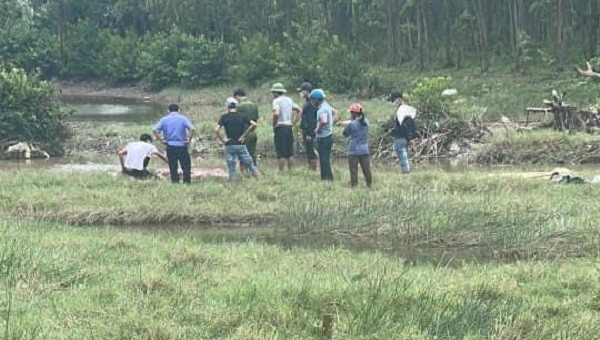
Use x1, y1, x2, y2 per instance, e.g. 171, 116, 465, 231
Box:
0, 219, 598, 338
1, 167, 599, 263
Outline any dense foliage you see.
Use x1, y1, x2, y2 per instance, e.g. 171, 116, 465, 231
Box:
0, 65, 70, 154
1, 0, 599, 91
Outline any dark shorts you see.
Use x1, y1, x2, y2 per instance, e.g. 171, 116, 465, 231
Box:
124, 168, 153, 179
302, 132, 317, 160
274, 125, 294, 158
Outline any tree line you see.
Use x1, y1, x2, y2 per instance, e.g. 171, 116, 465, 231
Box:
2, 0, 599, 92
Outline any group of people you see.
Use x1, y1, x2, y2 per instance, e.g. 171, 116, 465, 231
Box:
118, 82, 419, 187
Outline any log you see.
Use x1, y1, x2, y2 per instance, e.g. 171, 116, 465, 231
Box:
577, 61, 600, 78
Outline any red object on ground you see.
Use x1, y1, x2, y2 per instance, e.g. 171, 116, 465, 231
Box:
155, 168, 228, 181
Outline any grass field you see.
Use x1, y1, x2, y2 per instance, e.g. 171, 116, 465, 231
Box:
7, 68, 598, 338
1, 165, 600, 338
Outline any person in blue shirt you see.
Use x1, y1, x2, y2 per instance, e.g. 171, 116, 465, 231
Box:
342, 103, 372, 188
310, 89, 334, 181
153, 104, 196, 183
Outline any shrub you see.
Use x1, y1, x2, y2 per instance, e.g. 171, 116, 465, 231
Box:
139, 28, 234, 90
176, 35, 234, 88
0, 65, 71, 155
0, 19, 61, 77
410, 76, 453, 117
138, 28, 188, 90
281, 31, 365, 93
100, 30, 142, 84
60, 20, 110, 78
233, 35, 284, 86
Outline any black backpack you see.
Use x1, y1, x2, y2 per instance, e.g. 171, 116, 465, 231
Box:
394, 117, 420, 140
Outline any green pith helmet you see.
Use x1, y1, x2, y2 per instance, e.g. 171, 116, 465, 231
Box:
270, 83, 287, 93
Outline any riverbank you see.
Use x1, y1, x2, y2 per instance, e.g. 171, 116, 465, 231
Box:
54, 71, 600, 166
3, 168, 599, 258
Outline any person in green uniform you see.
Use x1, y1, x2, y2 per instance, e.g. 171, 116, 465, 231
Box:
233, 88, 259, 171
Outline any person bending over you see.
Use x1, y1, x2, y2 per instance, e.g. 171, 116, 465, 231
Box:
118, 134, 167, 179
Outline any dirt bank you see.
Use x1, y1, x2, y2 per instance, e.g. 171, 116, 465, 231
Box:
476, 139, 600, 165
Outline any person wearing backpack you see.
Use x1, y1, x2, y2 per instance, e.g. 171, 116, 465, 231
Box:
389, 91, 417, 174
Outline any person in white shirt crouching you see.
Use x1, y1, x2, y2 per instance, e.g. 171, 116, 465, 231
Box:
118, 134, 168, 179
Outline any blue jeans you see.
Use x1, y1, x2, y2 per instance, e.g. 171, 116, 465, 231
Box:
225, 145, 258, 180
393, 138, 410, 173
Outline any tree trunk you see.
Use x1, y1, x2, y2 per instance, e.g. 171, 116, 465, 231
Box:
556, 0, 563, 68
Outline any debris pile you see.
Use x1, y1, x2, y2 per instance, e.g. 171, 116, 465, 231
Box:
373, 117, 492, 160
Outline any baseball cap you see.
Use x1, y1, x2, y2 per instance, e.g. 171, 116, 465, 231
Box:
387, 90, 403, 102
309, 89, 326, 100
296, 82, 312, 92
226, 97, 238, 109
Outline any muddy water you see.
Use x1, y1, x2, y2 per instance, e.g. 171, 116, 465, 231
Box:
105, 224, 523, 266
61, 94, 163, 123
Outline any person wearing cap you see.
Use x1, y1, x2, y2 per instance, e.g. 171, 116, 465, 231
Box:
342, 103, 372, 188
271, 83, 302, 171
118, 133, 168, 179
297, 82, 318, 171
153, 104, 196, 183
233, 88, 259, 168
215, 97, 260, 180
388, 91, 417, 174
310, 88, 334, 181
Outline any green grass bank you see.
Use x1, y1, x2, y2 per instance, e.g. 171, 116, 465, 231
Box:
1, 219, 599, 339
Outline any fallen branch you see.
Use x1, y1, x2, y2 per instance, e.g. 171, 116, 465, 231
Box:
576, 61, 600, 78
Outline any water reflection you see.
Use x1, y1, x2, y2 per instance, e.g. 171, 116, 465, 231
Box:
60, 94, 163, 123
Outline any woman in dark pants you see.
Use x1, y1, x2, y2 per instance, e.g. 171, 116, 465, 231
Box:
342, 103, 372, 187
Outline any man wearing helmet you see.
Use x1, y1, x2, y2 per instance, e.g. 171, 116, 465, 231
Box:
270, 83, 302, 171
310, 89, 334, 181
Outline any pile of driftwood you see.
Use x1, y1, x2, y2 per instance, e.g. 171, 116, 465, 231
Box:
372, 116, 492, 160
525, 90, 600, 132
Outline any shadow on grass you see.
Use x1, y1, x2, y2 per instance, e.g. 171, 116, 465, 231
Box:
102, 223, 600, 267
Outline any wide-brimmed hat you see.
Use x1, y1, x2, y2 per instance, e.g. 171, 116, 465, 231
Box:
270, 83, 287, 93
